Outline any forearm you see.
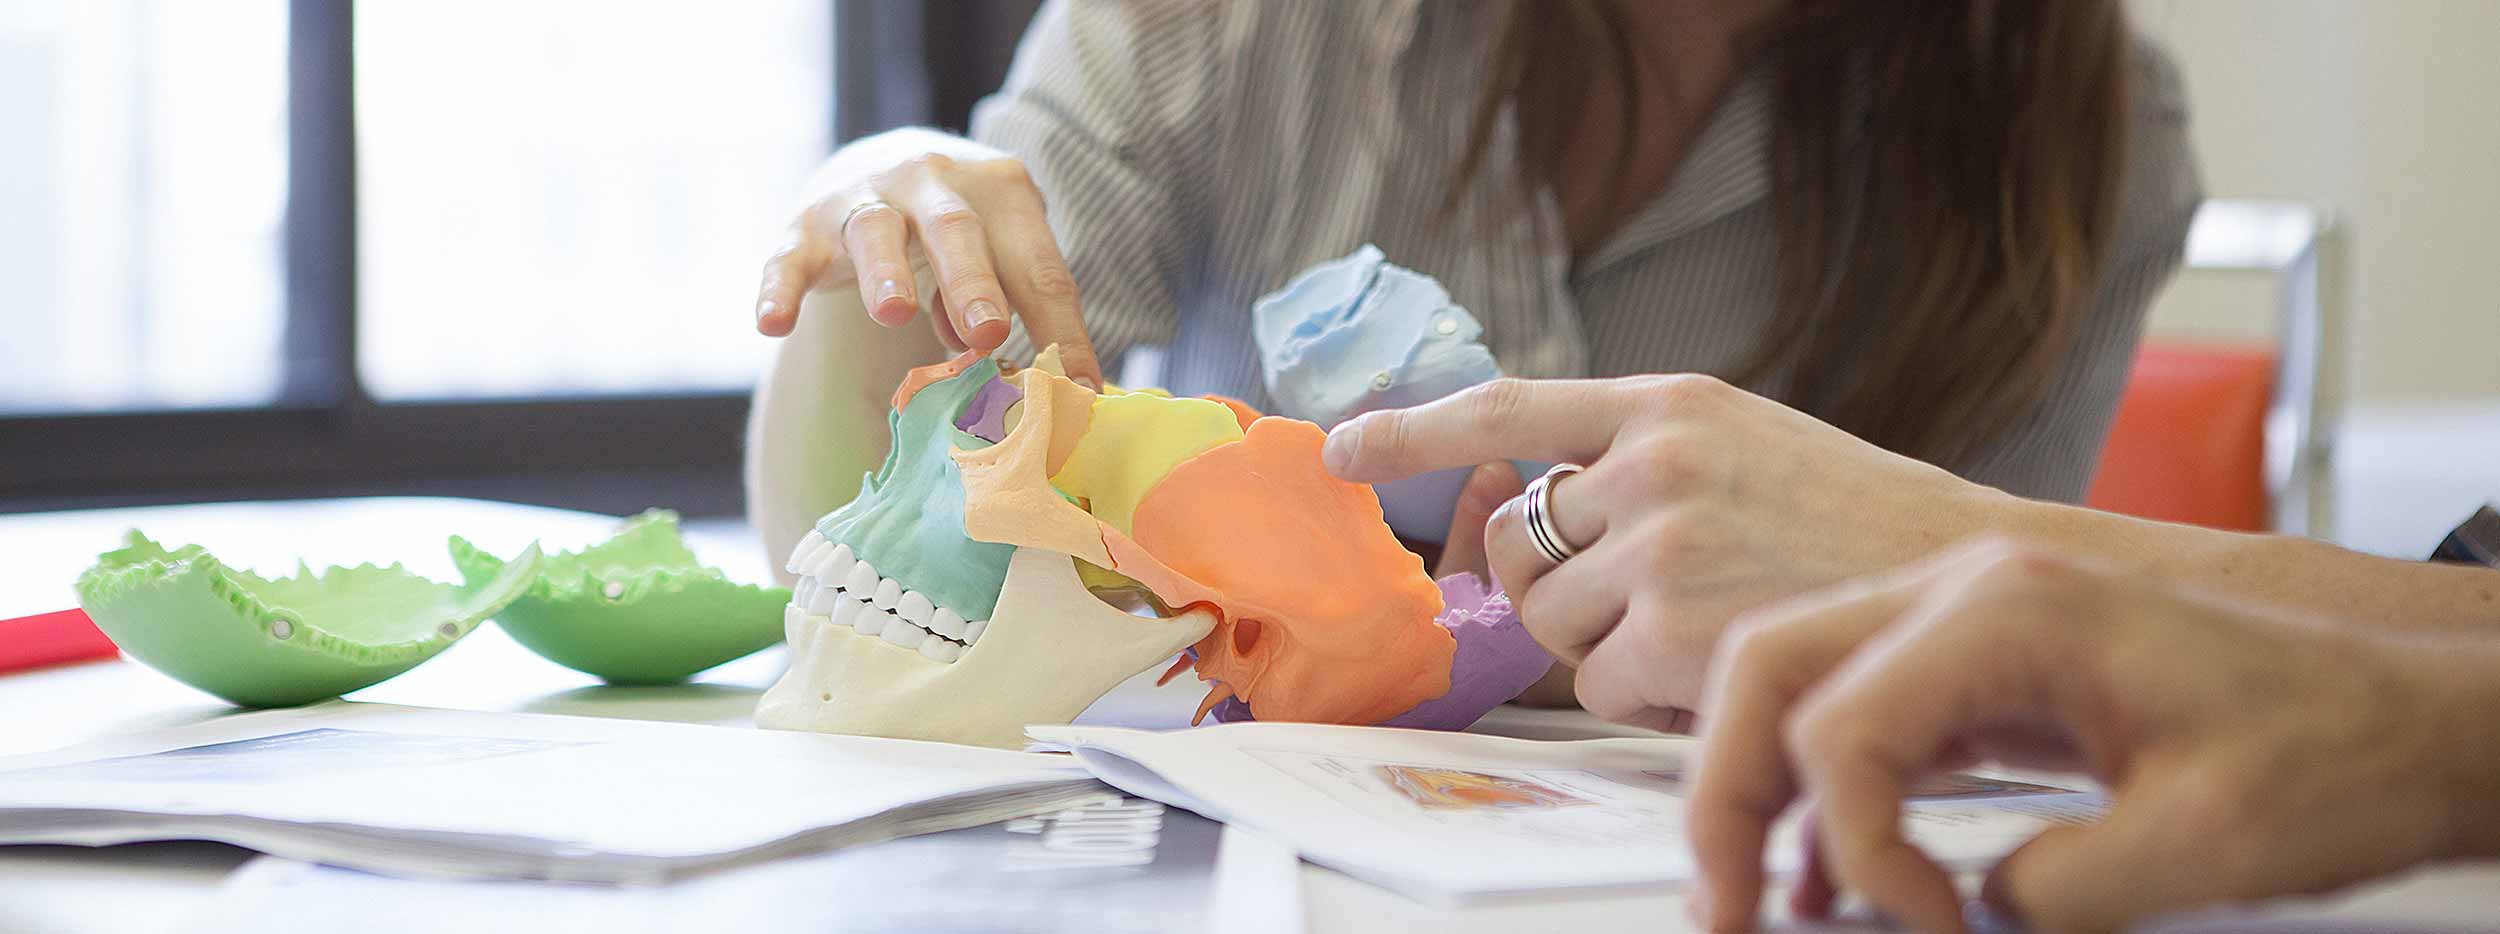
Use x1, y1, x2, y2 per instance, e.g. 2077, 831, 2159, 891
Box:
745, 284, 945, 586
1999, 493, 2500, 631
2405, 633, 2500, 859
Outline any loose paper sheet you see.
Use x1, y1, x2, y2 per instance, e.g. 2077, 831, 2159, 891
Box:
0, 702, 1103, 882
185, 793, 1306, 934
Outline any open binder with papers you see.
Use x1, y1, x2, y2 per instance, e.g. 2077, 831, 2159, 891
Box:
0, 703, 1106, 883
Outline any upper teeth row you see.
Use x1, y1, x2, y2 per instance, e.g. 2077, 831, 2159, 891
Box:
786, 530, 987, 663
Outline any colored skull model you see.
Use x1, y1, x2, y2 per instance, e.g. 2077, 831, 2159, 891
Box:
758, 346, 1550, 749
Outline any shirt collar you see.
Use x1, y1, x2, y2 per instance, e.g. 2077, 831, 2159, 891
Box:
1577, 64, 1773, 279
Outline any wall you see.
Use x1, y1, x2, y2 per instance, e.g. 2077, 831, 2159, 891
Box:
2129, 0, 2500, 404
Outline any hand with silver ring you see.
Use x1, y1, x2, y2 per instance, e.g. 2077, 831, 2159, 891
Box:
1317, 375, 2019, 730
752, 127, 1102, 387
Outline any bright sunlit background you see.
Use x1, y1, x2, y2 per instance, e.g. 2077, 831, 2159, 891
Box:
0, 0, 289, 413
0, 0, 828, 414
0, 0, 2487, 538
354, 0, 827, 399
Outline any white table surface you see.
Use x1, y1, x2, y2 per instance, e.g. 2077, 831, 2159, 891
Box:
1, 498, 2493, 933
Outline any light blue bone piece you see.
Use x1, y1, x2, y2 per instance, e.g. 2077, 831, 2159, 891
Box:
1252, 245, 1549, 543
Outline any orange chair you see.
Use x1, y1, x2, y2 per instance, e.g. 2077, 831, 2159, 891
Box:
2085, 343, 2275, 531
2085, 200, 2344, 536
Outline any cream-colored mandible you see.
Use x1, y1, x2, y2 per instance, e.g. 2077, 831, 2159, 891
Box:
757, 546, 1214, 749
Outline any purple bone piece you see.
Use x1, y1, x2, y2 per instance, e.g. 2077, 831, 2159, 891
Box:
953, 374, 1023, 442
1207, 572, 1552, 731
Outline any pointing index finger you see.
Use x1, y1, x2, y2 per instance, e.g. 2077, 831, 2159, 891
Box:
1320, 378, 1641, 483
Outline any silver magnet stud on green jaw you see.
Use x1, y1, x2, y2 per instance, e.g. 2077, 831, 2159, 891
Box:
449, 510, 791, 686
74, 531, 543, 708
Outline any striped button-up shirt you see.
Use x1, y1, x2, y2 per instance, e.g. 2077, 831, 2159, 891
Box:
976, 0, 2202, 501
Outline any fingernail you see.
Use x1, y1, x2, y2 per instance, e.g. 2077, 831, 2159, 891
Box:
1322, 419, 1363, 474
867, 279, 913, 324
966, 299, 1007, 330
755, 299, 778, 322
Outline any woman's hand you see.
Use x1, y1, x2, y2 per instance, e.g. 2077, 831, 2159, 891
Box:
753, 127, 1102, 386
1686, 539, 2500, 933
1320, 375, 2017, 726
1428, 463, 1526, 580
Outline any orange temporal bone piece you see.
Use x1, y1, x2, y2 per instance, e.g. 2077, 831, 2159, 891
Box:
1104, 417, 1453, 725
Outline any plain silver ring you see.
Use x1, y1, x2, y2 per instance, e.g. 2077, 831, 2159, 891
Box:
839, 199, 898, 234
1523, 463, 1586, 565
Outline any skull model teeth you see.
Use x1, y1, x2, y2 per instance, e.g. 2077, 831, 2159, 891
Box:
895, 591, 934, 625
842, 560, 879, 597
927, 607, 966, 639
775, 529, 989, 666
878, 614, 924, 649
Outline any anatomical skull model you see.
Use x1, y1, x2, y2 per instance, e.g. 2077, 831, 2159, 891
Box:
758, 247, 1551, 749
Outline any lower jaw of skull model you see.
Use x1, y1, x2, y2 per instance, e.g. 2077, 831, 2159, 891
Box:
760, 537, 1213, 750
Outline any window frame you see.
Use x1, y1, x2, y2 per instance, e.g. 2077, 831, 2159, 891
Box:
0, 0, 1037, 515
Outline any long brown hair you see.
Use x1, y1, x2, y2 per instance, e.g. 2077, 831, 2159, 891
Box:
1458, 1, 2133, 465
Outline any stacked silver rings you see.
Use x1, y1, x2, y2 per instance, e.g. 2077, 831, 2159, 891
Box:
1523, 463, 1586, 565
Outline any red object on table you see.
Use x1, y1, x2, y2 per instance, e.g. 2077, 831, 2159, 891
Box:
0, 608, 121, 674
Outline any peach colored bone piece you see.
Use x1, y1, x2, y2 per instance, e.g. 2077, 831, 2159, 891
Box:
951, 368, 1113, 567
891, 349, 986, 413
1105, 417, 1454, 725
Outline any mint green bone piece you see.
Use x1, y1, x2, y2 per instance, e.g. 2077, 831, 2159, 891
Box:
449, 510, 790, 685
815, 356, 1013, 621
74, 531, 542, 708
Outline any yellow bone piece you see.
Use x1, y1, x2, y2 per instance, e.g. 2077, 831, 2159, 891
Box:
1049, 393, 1244, 536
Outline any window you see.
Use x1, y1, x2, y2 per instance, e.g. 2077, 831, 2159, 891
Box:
1, 0, 1037, 513
0, 0, 290, 414
354, 1, 829, 399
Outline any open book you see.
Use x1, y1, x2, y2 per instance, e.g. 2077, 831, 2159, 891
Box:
0, 703, 1105, 883
1033, 721, 2106, 906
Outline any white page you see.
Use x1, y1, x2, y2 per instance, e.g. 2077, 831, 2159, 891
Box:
187, 794, 1305, 934
1033, 722, 2104, 906
0, 703, 1101, 879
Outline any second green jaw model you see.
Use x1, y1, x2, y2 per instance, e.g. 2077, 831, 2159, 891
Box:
451, 510, 790, 685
